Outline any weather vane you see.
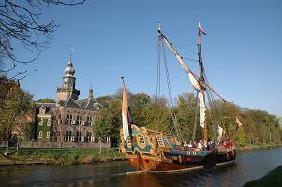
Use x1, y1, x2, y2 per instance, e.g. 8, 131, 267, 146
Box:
69, 48, 74, 61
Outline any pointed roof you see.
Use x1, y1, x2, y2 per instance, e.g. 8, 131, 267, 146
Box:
63, 97, 81, 109
76, 97, 99, 111
59, 95, 99, 111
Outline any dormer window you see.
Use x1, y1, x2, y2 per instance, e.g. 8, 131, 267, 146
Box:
39, 106, 46, 114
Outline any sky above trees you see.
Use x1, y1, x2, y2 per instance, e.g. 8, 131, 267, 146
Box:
7, 0, 282, 116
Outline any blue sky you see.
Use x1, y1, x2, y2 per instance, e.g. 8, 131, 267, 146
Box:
11, 0, 282, 116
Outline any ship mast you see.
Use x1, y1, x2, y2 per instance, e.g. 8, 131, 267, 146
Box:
197, 22, 208, 143
158, 22, 224, 143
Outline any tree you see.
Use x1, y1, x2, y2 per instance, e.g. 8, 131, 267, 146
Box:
0, 76, 33, 141
0, 0, 85, 74
94, 98, 121, 142
174, 92, 200, 141
37, 98, 55, 103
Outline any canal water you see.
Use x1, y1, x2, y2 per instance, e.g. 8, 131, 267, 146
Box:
0, 148, 282, 187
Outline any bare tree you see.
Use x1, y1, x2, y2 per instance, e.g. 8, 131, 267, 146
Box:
0, 0, 85, 74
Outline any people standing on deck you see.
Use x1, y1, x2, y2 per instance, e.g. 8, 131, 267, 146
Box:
193, 141, 197, 148
197, 140, 203, 151
188, 141, 193, 148
184, 141, 188, 148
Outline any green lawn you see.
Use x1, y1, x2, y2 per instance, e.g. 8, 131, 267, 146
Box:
0, 148, 124, 165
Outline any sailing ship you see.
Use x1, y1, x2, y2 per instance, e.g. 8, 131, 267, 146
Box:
119, 23, 237, 172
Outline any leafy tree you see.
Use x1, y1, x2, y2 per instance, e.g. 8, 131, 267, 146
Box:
173, 92, 200, 141
94, 89, 282, 147
94, 97, 121, 142
0, 76, 33, 141
37, 98, 55, 103
140, 96, 172, 133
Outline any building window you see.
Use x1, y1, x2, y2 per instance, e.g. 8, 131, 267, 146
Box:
46, 131, 50, 139
47, 118, 51, 126
66, 114, 72, 124
76, 116, 82, 125
39, 118, 43, 126
66, 131, 72, 141
85, 132, 92, 142
38, 131, 42, 138
86, 116, 93, 126
76, 131, 81, 141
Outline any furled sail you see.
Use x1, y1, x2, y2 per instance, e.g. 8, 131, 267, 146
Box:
188, 73, 201, 91
122, 78, 130, 140
216, 124, 225, 144
198, 91, 206, 129
158, 25, 207, 130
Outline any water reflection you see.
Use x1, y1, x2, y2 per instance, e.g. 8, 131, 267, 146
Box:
0, 148, 282, 187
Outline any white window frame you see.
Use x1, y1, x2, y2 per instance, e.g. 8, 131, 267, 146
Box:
39, 118, 43, 126
38, 131, 42, 138
46, 131, 50, 139
47, 118, 51, 126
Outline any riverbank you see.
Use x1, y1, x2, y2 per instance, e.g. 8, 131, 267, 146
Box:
244, 166, 282, 187
0, 148, 125, 166
236, 143, 282, 152
1, 143, 282, 166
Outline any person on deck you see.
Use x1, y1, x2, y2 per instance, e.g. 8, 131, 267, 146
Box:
197, 140, 203, 151
193, 141, 197, 148
183, 141, 188, 149
188, 141, 193, 148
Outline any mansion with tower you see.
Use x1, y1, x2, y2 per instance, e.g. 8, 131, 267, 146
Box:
35, 58, 100, 143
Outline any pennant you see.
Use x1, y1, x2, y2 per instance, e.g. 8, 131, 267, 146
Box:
122, 78, 130, 140
198, 22, 207, 35
127, 106, 133, 124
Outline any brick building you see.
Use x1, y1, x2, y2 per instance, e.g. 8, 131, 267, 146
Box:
35, 58, 99, 142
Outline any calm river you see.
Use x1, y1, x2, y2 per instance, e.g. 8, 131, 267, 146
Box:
0, 148, 282, 187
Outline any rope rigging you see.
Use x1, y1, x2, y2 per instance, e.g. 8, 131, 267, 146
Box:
156, 38, 184, 142
156, 23, 233, 143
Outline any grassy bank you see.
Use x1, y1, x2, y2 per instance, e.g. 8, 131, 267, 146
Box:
0, 148, 125, 166
236, 143, 282, 152
244, 166, 282, 187
1, 143, 282, 166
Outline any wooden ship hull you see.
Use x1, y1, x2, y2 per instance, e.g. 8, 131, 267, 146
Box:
126, 151, 236, 172
120, 125, 236, 172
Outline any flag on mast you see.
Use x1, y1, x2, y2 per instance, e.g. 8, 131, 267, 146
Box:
198, 22, 207, 35
122, 77, 130, 140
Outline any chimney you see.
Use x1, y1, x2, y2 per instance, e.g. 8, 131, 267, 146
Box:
89, 87, 93, 98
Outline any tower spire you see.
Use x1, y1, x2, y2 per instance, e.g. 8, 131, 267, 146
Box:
69, 48, 74, 62
89, 85, 94, 98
